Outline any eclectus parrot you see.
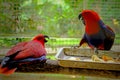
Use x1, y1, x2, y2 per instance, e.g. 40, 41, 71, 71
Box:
0, 34, 49, 75
78, 10, 115, 53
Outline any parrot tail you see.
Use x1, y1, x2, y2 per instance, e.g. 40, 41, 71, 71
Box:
0, 66, 17, 75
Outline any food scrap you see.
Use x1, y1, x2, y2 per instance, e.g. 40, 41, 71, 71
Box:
102, 55, 114, 61
91, 55, 118, 63
92, 55, 104, 62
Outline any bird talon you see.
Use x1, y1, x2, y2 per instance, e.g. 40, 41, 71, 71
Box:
94, 47, 99, 54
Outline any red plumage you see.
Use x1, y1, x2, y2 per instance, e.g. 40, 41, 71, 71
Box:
81, 10, 101, 35
7, 40, 46, 60
0, 34, 49, 75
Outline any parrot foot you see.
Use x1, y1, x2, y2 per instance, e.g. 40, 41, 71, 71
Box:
94, 47, 99, 54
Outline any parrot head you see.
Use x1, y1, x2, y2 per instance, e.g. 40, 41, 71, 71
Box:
78, 10, 100, 25
78, 10, 101, 35
32, 34, 49, 45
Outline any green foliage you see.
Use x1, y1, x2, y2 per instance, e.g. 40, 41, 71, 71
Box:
0, 37, 119, 48
0, 37, 80, 48
46, 55, 56, 60
0, 37, 29, 48
0, 0, 120, 37
47, 38, 80, 47
0, 0, 83, 37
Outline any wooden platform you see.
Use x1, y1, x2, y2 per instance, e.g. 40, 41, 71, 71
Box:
0, 59, 119, 79
0, 46, 120, 79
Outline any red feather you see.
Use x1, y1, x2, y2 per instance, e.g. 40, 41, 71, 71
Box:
16, 40, 46, 60
81, 10, 101, 35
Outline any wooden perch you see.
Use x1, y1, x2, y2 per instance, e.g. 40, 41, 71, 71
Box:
0, 58, 120, 79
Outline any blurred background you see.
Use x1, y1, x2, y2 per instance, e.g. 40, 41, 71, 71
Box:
0, 0, 120, 80
0, 0, 120, 53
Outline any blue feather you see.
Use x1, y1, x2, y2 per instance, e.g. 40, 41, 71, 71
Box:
10, 55, 46, 63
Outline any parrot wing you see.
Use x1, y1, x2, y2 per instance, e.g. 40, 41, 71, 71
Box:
103, 25, 115, 50
9, 40, 46, 60
99, 20, 115, 50
6, 42, 28, 56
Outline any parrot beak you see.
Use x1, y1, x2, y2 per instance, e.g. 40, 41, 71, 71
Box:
78, 13, 82, 20
78, 13, 85, 25
44, 35, 49, 43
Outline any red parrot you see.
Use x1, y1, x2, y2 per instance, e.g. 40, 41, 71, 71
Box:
78, 10, 115, 53
0, 34, 49, 75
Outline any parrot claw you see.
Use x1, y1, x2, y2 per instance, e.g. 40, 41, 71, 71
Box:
94, 47, 99, 54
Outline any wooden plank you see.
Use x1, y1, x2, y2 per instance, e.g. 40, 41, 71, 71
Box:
0, 59, 119, 79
